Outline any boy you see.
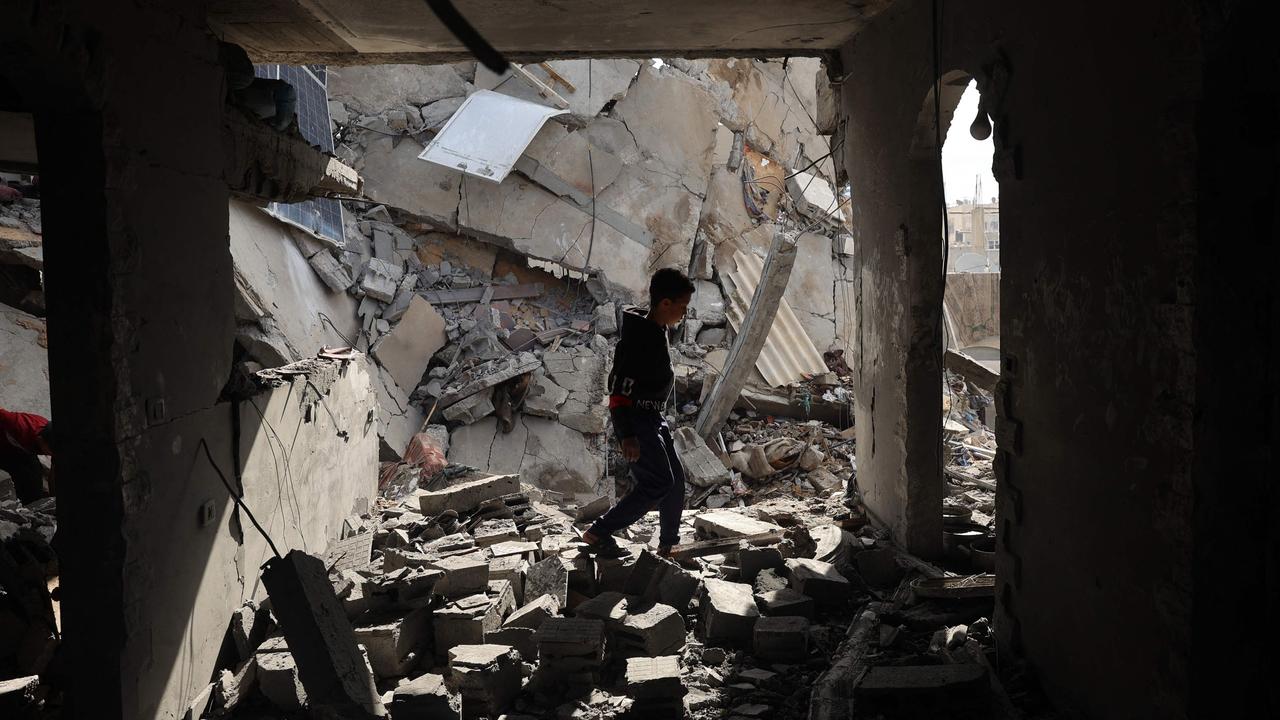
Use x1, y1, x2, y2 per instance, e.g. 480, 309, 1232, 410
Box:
579, 268, 695, 559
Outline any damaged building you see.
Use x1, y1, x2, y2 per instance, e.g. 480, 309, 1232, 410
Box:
0, 1, 1277, 720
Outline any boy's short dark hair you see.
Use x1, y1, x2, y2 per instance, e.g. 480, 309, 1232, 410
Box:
649, 268, 695, 306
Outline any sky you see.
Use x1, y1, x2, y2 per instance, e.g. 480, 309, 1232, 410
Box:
942, 80, 998, 205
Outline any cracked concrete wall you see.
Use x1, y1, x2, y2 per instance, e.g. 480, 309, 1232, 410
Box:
229, 199, 360, 365
839, 0, 1220, 717
334, 56, 848, 320
122, 359, 378, 720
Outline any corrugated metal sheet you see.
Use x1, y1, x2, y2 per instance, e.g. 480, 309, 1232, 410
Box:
724, 249, 828, 388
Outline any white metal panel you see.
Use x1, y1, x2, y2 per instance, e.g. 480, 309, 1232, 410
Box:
724, 249, 829, 388
418, 89, 567, 183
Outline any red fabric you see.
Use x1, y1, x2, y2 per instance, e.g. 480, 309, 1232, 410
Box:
608, 394, 633, 409
0, 408, 48, 455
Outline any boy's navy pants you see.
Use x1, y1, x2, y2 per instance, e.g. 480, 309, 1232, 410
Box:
588, 412, 686, 547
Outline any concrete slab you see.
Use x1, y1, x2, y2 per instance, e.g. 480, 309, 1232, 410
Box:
373, 295, 446, 393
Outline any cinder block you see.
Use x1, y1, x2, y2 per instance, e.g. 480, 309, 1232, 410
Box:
418, 474, 519, 515
260, 550, 384, 716
353, 606, 433, 680
699, 579, 759, 647
784, 558, 851, 607
756, 588, 815, 619
447, 644, 522, 719
389, 673, 460, 719
753, 615, 810, 661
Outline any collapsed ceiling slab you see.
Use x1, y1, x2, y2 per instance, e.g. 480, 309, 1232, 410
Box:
208, 0, 899, 64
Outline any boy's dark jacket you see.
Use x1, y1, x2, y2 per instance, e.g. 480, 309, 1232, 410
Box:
608, 307, 673, 440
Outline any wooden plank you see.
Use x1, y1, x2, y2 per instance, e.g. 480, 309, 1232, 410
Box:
910, 574, 995, 599
667, 530, 785, 560
696, 228, 799, 440
419, 282, 543, 306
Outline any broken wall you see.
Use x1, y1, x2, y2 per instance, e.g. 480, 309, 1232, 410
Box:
119, 357, 378, 719
943, 271, 999, 351
331, 57, 851, 318
839, 0, 1215, 717
229, 199, 360, 366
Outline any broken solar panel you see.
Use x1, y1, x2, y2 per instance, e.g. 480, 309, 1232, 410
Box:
419, 89, 567, 183
254, 63, 345, 246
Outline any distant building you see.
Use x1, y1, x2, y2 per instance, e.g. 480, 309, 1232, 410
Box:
946, 198, 1000, 272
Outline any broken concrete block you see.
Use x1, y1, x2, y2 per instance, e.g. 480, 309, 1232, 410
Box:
373, 226, 396, 261
594, 302, 618, 335
255, 649, 307, 712
485, 625, 537, 662
691, 279, 727, 326
383, 272, 420, 323
535, 617, 606, 690
624, 655, 685, 717
353, 606, 433, 679
615, 602, 686, 656
306, 247, 354, 292
626, 550, 700, 613
526, 556, 571, 607
488, 554, 531, 604
756, 588, 815, 619
442, 389, 495, 424
374, 295, 447, 393
737, 546, 785, 583
672, 426, 731, 488
390, 673, 461, 719
472, 518, 520, 547
448, 644, 522, 720
427, 553, 491, 598
754, 616, 810, 661
523, 369, 569, 418
504, 593, 560, 630
330, 63, 469, 117
695, 511, 784, 539
785, 558, 851, 607
557, 395, 609, 434
699, 579, 760, 647
260, 551, 385, 717
210, 658, 257, 717
418, 473, 520, 515
361, 256, 403, 302
697, 327, 727, 346
421, 96, 466, 132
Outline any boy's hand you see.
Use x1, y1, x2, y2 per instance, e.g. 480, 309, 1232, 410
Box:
621, 437, 641, 462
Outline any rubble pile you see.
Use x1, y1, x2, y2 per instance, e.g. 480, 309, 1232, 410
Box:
0, 498, 58, 714
252, 56, 865, 517
202, 463, 1015, 720
941, 370, 998, 569
0, 183, 44, 317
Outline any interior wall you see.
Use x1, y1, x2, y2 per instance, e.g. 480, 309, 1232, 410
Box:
838, 0, 1204, 716
127, 360, 378, 719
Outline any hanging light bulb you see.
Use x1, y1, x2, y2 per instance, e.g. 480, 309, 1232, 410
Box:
969, 108, 992, 141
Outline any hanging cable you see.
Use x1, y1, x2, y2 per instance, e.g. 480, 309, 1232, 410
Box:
198, 437, 282, 559
423, 0, 509, 74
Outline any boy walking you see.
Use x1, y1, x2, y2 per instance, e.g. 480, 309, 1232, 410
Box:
579, 268, 695, 559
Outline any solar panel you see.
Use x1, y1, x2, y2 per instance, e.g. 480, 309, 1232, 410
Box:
254, 63, 344, 246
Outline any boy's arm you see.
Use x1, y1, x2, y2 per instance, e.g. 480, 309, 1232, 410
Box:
608, 334, 637, 442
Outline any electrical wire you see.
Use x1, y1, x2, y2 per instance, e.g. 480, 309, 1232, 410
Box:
198, 437, 282, 559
